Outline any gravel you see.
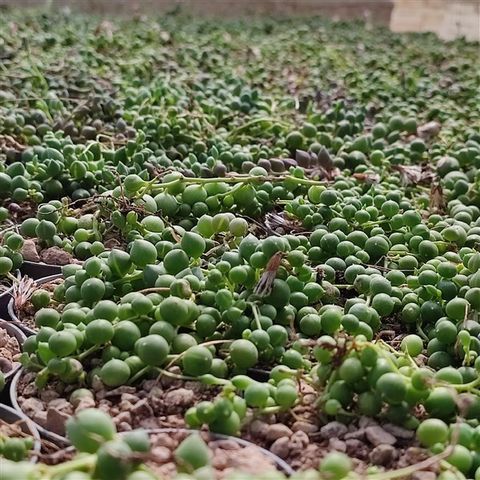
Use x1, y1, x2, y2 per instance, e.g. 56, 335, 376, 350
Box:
320, 421, 348, 439
365, 426, 397, 446
369, 444, 397, 466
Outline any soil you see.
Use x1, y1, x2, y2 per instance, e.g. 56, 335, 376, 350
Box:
21, 239, 78, 266
17, 368, 220, 439
0, 417, 37, 460
102, 228, 128, 251
17, 370, 437, 475
5, 200, 37, 223
148, 430, 285, 478
242, 381, 436, 476
13, 278, 63, 332
0, 326, 21, 374
42, 430, 285, 478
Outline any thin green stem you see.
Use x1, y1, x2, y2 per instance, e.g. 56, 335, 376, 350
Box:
128, 366, 152, 385
46, 454, 96, 477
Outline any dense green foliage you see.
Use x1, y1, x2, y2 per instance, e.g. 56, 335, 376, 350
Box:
1, 9, 480, 480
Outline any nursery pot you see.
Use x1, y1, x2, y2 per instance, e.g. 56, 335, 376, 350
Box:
7, 273, 63, 336
0, 270, 21, 319
20, 261, 63, 281
0, 318, 26, 383
0, 402, 42, 463
10, 369, 70, 447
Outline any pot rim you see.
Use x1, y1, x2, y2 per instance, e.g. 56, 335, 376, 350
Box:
0, 269, 20, 300
0, 318, 26, 381
0, 402, 42, 463
7, 273, 63, 336
10, 368, 70, 446
22, 260, 64, 268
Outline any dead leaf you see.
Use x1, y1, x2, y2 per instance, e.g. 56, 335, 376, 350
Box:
392, 164, 435, 186
295, 149, 311, 168
418, 121, 441, 139
352, 172, 380, 184
254, 252, 284, 297
392, 165, 423, 185
316, 147, 334, 171
430, 183, 445, 212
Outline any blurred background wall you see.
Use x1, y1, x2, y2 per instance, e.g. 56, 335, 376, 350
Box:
391, 0, 479, 41
1, 0, 479, 41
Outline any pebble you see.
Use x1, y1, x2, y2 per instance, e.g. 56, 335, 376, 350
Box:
0, 358, 12, 372
39, 389, 60, 403
151, 446, 172, 462
302, 393, 317, 405
270, 436, 290, 459
265, 423, 293, 441
21, 397, 44, 415
320, 421, 348, 439
291, 420, 318, 434
164, 388, 195, 407
290, 430, 309, 449
74, 397, 96, 412
114, 411, 132, 425
118, 422, 133, 431
0, 330, 8, 348
118, 400, 134, 412
142, 380, 157, 392
153, 433, 176, 449
131, 398, 153, 417
109, 407, 120, 416
139, 417, 161, 430
214, 439, 241, 451
91, 377, 104, 392
104, 386, 136, 397
345, 438, 364, 455
48, 398, 72, 413
345, 428, 366, 440
250, 419, 267, 437
40, 246, 73, 265
46, 407, 70, 435
328, 438, 347, 452
359, 416, 378, 428
32, 410, 47, 427
365, 426, 397, 446
369, 444, 397, 466
121, 393, 140, 404
165, 414, 183, 427
383, 423, 415, 440
23, 383, 38, 397
412, 472, 436, 480
21, 240, 40, 262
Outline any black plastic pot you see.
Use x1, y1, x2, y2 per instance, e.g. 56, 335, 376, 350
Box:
7, 273, 62, 336
0, 403, 42, 463
10, 369, 69, 447
0, 318, 26, 384
20, 261, 62, 280
247, 367, 271, 382
0, 270, 20, 319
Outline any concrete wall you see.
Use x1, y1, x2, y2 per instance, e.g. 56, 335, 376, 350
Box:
0, 0, 478, 41
391, 0, 480, 41
0, 0, 394, 23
